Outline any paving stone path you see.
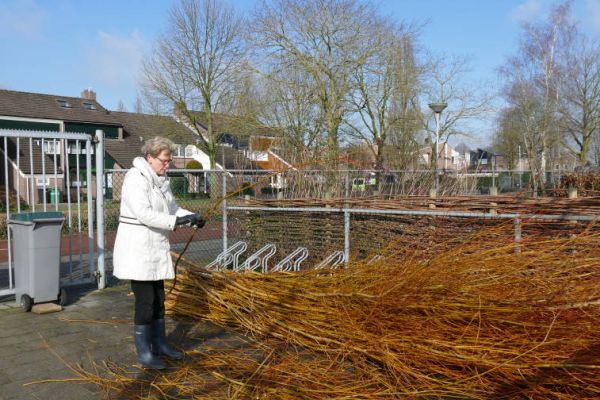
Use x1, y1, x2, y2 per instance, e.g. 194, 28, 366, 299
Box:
0, 281, 231, 399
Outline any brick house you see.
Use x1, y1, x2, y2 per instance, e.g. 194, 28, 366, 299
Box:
0, 89, 289, 204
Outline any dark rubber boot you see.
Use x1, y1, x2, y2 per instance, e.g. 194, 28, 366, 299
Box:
151, 319, 183, 360
134, 325, 166, 369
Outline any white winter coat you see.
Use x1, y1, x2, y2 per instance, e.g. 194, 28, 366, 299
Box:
112, 157, 192, 281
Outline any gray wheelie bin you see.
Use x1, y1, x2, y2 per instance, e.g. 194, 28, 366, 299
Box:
9, 212, 66, 311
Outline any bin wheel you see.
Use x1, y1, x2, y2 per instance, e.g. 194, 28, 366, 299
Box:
58, 288, 68, 307
20, 294, 33, 312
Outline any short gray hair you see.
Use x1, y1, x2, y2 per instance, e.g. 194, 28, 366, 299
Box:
141, 136, 176, 158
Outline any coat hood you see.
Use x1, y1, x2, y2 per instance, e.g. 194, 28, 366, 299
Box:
132, 156, 170, 195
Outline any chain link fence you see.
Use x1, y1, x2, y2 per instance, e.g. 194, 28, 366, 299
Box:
103, 167, 586, 275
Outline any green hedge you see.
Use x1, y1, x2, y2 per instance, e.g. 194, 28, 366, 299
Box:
260, 186, 281, 195
241, 182, 254, 196
186, 160, 203, 169
171, 177, 189, 196
0, 200, 30, 213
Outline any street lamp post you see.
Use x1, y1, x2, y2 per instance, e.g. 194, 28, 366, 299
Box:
428, 102, 447, 194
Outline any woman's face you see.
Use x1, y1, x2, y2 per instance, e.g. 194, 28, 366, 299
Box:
148, 150, 172, 176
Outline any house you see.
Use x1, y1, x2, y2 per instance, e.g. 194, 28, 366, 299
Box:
419, 142, 469, 172
181, 111, 286, 167
178, 110, 290, 190
0, 89, 203, 203
468, 148, 510, 171
0, 89, 123, 204
0, 88, 292, 204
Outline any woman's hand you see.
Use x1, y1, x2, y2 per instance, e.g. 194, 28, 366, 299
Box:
175, 214, 206, 228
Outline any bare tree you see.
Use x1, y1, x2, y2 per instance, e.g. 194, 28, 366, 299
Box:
253, 0, 381, 166
498, 2, 574, 192
493, 107, 525, 170
423, 53, 493, 169
142, 0, 246, 167
557, 36, 600, 166
594, 129, 600, 166
259, 65, 324, 163
116, 100, 127, 112
346, 22, 423, 171
226, 63, 263, 119
133, 96, 144, 113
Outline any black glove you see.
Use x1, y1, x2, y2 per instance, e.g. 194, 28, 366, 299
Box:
175, 213, 205, 228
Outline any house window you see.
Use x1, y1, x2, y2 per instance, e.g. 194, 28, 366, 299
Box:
34, 139, 60, 154
83, 102, 96, 110
35, 177, 50, 187
44, 140, 59, 154
56, 99, 72, 108
185, 145, 195, 157
66, 142, 94, 154
173, 145, 184, 157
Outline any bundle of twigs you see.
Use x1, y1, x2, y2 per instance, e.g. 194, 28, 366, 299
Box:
557, 172, 600, 196
62, 223, 599, 399
241, 195, 600, 216
160, 224, 600, 399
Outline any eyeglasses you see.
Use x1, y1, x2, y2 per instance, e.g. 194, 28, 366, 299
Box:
155, 157, 173, 165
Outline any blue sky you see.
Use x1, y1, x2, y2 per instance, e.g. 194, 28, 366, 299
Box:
1, 0, 600, 147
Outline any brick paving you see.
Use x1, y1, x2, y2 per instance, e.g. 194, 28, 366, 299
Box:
0, 280, 226, 400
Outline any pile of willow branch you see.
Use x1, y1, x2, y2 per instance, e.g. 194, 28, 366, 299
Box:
241, 194, 600, 215
69, 224, 600, 399
161, 224, 600, 399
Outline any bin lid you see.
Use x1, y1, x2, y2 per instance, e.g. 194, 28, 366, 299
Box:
9, 211, 65, 222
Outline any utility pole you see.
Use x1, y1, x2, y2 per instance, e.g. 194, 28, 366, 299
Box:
428, 102, 448, 194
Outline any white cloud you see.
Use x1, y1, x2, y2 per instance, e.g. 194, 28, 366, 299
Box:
511, 0, 543, 23
85, 30, 146, 87
0, 0, 47, 39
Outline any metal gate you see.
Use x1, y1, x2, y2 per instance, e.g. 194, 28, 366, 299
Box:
0, 129, 106, 297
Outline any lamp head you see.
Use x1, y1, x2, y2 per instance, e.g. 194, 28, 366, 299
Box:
428, 102, 448, 114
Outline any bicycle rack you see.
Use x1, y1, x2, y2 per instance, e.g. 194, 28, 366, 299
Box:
238, 244, 277, 273
273, 247, 309, 272
315, 250, 346, 269
205, 241, 247, 271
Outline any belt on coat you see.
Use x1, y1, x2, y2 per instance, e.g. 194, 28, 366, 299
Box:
118, 216, 144, 226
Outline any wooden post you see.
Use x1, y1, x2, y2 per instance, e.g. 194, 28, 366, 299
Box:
429, 188, 436, 209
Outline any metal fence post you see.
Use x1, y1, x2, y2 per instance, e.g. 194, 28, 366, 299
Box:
95, 130, 105, 289
222, 170, 228, 255
345, 171, 350, 198
344, 210, 350, 265
85, 139, 96, 276
3, 137, 13, 290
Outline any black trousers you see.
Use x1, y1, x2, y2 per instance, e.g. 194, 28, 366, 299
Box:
131, 280, 165, 325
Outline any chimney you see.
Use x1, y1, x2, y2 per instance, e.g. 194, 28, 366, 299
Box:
81, 88, 96, 101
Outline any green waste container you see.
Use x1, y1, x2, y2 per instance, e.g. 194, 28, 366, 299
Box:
48, 187, 61, 204
9, 212, 66, 311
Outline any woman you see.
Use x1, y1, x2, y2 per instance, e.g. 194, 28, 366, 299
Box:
113, 136, 204, 369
